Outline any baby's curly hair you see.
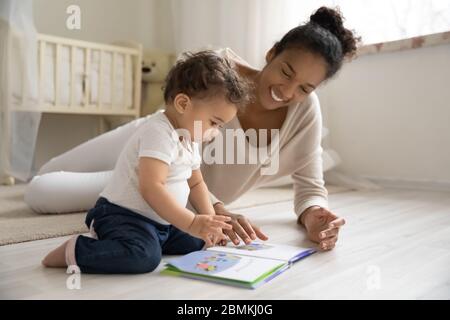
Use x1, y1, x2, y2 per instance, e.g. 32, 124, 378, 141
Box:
163, 50, 252, 110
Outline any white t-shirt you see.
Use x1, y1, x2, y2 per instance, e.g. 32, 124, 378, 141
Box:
100, 110, 201, 224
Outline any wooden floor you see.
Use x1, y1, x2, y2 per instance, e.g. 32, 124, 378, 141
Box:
1, 188, 449, 300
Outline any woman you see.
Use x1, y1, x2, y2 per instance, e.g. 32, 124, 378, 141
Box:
26, 7, 360, 251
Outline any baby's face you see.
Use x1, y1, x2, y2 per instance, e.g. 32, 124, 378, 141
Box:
180, 95, 237, 142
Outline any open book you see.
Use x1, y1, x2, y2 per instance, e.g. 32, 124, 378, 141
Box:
161, 241, 316, 289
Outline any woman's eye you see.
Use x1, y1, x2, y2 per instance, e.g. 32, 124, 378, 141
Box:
281, 69, 291, 78
299, 86, 309, 94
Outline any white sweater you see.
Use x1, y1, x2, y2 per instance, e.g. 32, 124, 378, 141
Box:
196, 48, 329, 219
201, 90, 328, 218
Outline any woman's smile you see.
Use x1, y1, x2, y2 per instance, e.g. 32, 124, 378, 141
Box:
270, 87, 287, 103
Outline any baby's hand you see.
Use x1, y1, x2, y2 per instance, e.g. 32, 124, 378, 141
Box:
188, 215, 232, 247
209, 234, 228, 247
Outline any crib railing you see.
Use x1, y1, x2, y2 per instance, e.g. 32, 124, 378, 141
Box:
36, 34, 142, 118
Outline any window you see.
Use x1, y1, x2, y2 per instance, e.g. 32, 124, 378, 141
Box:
280, 0, 450, 45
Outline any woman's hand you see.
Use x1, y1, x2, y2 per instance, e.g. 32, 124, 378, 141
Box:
298, 206, 346, 251
214, 203, 269, 245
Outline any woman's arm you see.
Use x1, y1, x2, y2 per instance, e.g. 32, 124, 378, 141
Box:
292, 94, 345, 250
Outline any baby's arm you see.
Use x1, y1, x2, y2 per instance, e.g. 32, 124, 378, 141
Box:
139, 157, 194, 230
187, 169, 215, 216
139, 158, 231, 245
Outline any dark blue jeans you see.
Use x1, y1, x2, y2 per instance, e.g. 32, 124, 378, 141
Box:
74, 197, 205, 274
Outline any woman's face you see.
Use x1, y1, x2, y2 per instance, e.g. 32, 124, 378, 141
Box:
255, 48, 328, 110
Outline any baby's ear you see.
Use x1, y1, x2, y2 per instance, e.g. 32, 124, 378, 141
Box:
172, 93, 191, 114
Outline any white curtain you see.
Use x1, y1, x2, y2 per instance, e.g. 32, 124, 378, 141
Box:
0, 0, 41, 182
170, 0, 298, 68
169, 0, 450, 67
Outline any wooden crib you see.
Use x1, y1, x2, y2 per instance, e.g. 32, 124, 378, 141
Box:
3, 34, 143, 185
35, 33, 142, 118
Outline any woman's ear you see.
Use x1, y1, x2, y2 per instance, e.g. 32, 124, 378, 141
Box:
265, 47, 276, 64
173, 93, 191, 114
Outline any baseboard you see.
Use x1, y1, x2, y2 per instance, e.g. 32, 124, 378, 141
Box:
363, 175, 450, 192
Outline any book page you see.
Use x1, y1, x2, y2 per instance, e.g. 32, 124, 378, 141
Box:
166, 250, 286, 283
207, 241, 316, 262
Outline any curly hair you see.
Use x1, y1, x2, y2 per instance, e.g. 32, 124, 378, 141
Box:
163, 50, 252, 109
273, 6, 361, 79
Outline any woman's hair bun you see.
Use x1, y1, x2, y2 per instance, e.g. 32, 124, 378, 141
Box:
310, 6, 360, 58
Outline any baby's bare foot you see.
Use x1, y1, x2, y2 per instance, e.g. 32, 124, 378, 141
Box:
42, 240, 69, 268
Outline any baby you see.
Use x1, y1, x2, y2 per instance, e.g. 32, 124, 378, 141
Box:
42, 51, 251, 274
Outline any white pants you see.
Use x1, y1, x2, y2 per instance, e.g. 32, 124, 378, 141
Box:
25, 117, 149, 213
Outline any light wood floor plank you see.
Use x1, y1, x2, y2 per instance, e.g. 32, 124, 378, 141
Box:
0, 188, 449, 299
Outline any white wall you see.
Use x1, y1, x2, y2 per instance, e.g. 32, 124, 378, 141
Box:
31, 1, 450, 187
319, 43, 450, 186
33, 0, 158, 48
